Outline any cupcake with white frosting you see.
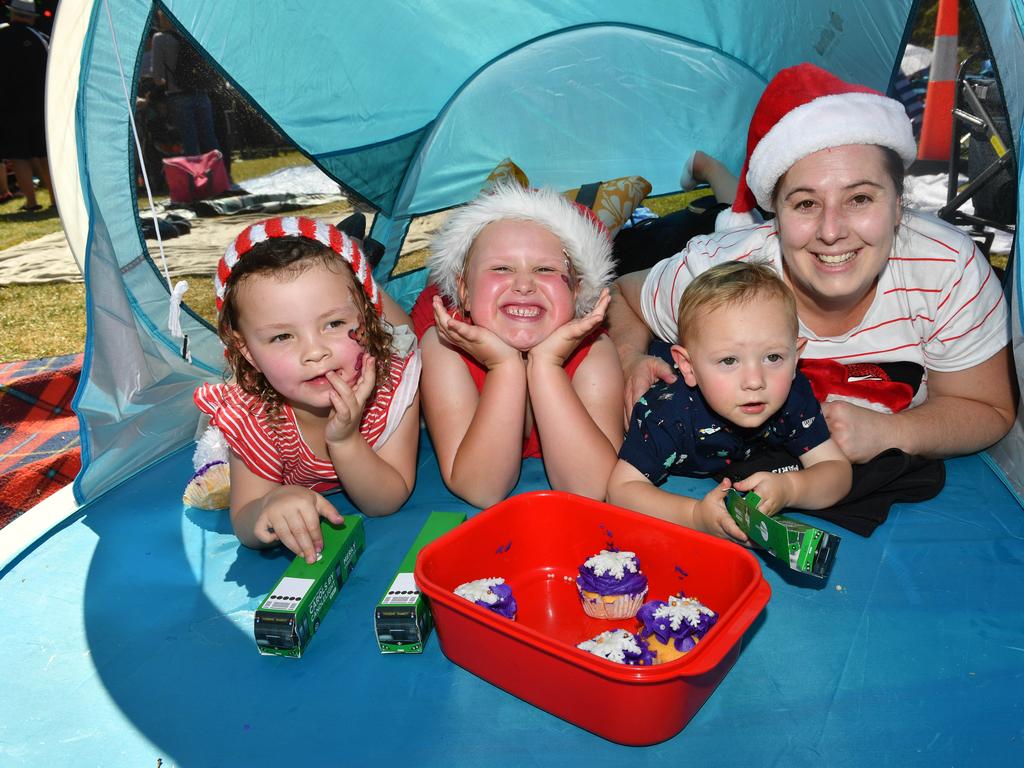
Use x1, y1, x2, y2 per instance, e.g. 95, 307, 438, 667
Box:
576, 549, 649, 620
577, 628, 655, 666
453, 577, 517, 620
637, 593, 717, 664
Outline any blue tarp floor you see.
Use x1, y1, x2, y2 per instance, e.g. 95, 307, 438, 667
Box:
1, 428, 1022, 766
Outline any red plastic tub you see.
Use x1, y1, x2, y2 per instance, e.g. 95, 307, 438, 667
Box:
415, 491, 770, 745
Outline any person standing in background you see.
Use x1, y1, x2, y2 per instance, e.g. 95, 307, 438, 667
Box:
0, 0, 52, 212
149, 10, 220, 157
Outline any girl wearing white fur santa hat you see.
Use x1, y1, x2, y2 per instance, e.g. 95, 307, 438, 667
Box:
410, 182, 625, 507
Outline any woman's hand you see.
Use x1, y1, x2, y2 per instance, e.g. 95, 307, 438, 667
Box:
623, 355, 677, 426
821, 400, 891, 463
607, 270, 679, 426
432, 295, 520, 371
324, 363, 376, 446
529, 288, 611, 367
693, 478, 749, 544
252, 485, 344, 564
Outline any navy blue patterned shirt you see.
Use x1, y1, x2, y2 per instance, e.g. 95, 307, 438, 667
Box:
619, 370, 830, 484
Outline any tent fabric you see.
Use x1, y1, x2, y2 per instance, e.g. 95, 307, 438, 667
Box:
5, 0, 1022, 761
43, 1, 1024, 516
56, 0, 974, 506
1, 438, 1022, 764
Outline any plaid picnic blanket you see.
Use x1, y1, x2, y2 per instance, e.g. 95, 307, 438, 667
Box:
0, 354, 82, 529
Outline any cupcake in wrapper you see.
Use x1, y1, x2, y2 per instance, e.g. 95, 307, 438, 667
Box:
577, 628, 655, 666
637, 593, 718, 664
576, 549, 649, 619
453, 577, 517, 620
183, 425, 231, 510
182, 460, 231, 510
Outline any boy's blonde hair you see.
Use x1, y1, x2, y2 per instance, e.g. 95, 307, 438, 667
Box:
676, 260, 797, 344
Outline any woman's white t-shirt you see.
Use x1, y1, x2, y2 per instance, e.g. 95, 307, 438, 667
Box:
640, 210, 1009, 406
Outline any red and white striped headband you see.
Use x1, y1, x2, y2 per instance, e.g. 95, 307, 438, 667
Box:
215, 216, 382, 314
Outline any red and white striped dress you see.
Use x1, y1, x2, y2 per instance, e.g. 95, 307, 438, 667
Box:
641, 210, 1008, 407
194, 350, 420, 493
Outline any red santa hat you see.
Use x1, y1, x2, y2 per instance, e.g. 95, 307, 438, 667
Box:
730, 63, 918, 219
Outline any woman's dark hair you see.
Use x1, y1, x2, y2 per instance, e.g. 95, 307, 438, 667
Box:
771, 145, 906, 207
218, 236, 393, 417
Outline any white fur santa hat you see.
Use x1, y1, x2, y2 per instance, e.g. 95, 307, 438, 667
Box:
719, 63, 918, 229
428, 182, 615, 316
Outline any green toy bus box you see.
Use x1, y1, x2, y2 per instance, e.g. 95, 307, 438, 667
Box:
725, 489, 840, 579
254, 516, 365, 658
375, 511, 467, 654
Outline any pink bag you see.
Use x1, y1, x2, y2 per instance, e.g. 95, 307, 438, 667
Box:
162, 149, 230, 203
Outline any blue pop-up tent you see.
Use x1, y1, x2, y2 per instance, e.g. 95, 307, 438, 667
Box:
1, 1, 1022, 764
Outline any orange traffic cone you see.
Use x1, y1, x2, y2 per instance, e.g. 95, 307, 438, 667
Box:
917, 0, 959, 161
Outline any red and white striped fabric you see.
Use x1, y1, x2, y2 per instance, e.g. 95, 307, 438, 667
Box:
193, 351, 417, 492
215, 216, 381, 315
641, 210, 1008, 407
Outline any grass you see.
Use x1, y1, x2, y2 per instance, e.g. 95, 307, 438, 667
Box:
0, 151, 343, 362
181, 273, 218, 327
0, 188, 59, 251
0, 281, 86, 361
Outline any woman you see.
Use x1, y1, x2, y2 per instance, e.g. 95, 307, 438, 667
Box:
609, 63, 1015, 465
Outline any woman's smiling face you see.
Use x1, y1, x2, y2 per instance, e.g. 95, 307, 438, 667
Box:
774, 144, 902, 319
457, 219, 576, 351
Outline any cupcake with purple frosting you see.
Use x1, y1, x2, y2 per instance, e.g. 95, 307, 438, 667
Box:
637, 593, 717, 664
576, 549, 649, 620
453, 577, 517, 620
577, 628, 655, 666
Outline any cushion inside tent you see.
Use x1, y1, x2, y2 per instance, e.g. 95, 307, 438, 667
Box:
1, 0, 1023, 763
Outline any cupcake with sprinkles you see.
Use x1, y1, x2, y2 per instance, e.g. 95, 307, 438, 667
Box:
637, 593, 717, 664
453, 577, 517, 620
577, 628, 655, 666
576, 549, 649, 620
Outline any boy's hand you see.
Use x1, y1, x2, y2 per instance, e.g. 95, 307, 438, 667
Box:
529, 288, 611, 367
732, 471, 794, 515
433, 295, 520, 370
254, 485, 344, 564
693, 477, 749, 544
324, 363, 376, 445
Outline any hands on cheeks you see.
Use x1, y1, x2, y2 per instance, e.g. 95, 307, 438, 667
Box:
529, 288, 612, 366
324, 362, 376, 445
432, 295, 520, 370
693, 477, 749, 545
821, 400, 888, 463
623, 354, 678, 429
253, 484, 345, 564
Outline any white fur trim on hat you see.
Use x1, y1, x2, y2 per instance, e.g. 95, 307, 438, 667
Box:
428, 182, 615, 315
747, 92, 918, 212
714, 206, 763, 232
